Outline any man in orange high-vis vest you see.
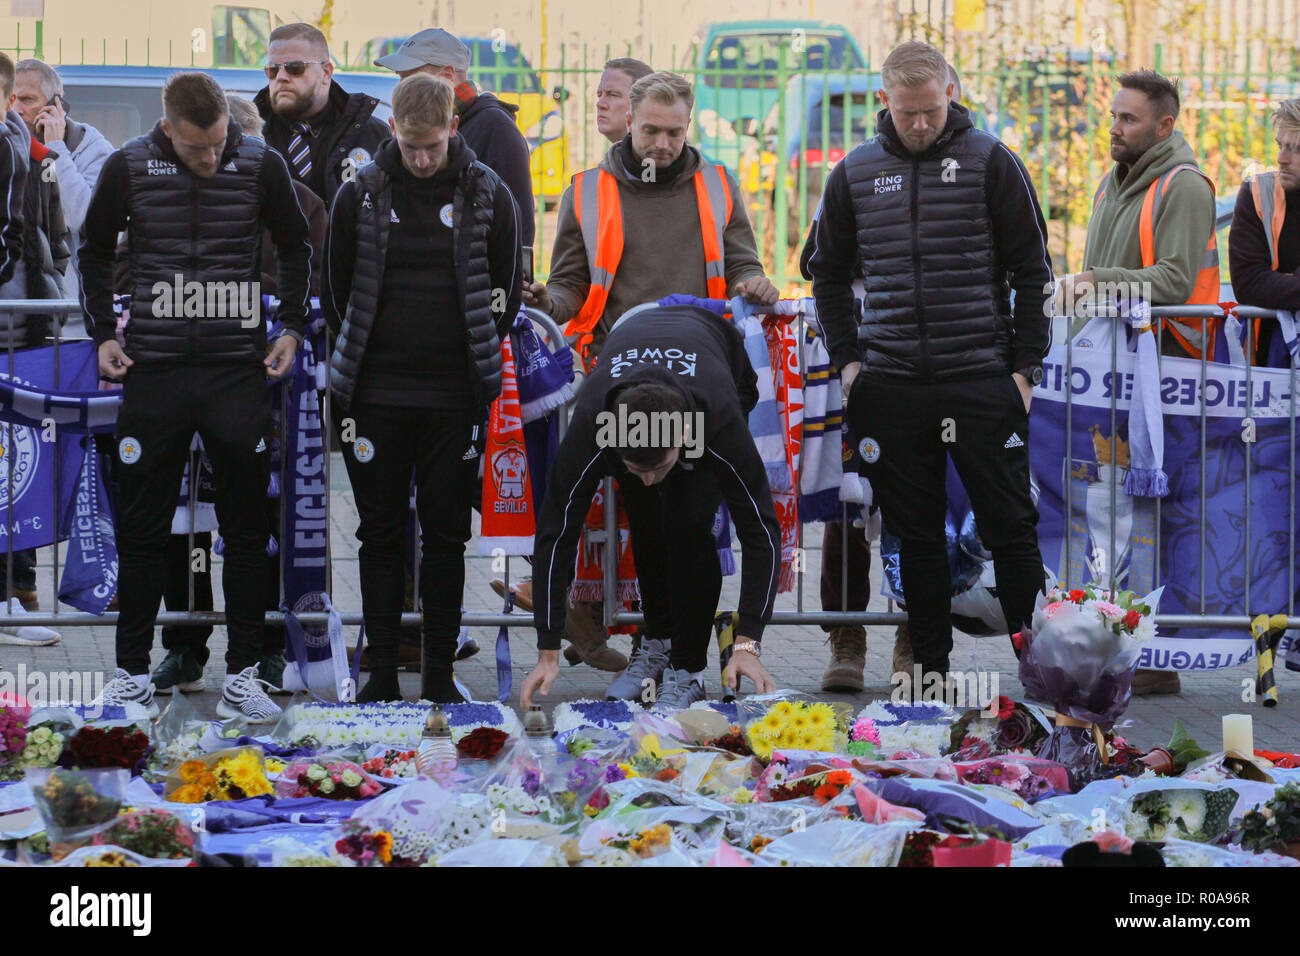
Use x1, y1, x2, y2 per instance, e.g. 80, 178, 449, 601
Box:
1060, 70, 1218, 369
522, 70, 777, 677
524, 71, 777, 366
1229, 97, 1300, 364
1060, 70, 1217, 698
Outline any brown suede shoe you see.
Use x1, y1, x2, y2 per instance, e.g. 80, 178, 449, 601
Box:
821, 625, 866, 692
12, 589, 38, 612
490, 577, 534, 612
1132, 668, 1181, 695
891, 622, 914, 679
560, 599, 627, 671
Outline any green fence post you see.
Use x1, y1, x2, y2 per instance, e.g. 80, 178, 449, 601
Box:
34, 19, 42, 60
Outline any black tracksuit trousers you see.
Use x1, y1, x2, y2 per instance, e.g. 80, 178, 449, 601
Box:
847, 373, 1046, 676
113, 365, 272, 677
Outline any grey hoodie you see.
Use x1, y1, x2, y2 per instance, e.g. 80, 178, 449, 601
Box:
44, 121, 113, 305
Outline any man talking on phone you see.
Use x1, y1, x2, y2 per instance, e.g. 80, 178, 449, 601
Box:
81, 72, 312, 721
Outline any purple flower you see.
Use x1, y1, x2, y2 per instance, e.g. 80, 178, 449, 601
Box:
522, 769, 542, 798
444, 703, 504, 727
566, 759, 600, 792
996, 709, 1036, 750
573, 701, 634, 724
604, 764, 627, 783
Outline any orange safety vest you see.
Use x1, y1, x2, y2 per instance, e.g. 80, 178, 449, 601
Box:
1092, 163, 1221, 359
567, 163, 733, 367
1250, 169, 1287, 271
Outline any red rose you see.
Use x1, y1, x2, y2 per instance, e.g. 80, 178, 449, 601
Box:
1011, 630, 1026, 652
1068, 589, 1086, 603
1123, 609, 1141, 631
456, 727, 509, 760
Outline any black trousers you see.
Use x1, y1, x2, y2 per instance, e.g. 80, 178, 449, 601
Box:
847, 373, 1045, 675
339, 403, 479, 662
620, 464, 723, 674
819, 519, 871, 626
113, 365, 272, 676
160, 531, 214, 665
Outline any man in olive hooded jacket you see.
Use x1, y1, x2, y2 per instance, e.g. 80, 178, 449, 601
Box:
1060, 70, 1216, 696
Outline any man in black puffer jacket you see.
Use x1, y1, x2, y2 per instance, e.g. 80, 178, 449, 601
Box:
323, 74, 521, 703
80, 71, 312, 723
809, 41, 1053, 697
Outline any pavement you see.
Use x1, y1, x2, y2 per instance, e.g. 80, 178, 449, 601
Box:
1, 449, 1297, 756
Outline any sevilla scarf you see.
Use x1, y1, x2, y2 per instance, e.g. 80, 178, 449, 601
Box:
478, 334, 535, 555
765, 315, 801, 592
571, 479, 640, 608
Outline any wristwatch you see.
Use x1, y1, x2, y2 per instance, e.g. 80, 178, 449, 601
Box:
1016, 365, 1044, 386
733, 640, 762, 658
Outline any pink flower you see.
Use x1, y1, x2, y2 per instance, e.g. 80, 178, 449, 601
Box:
1093, 830, 1135, 853
850, 718, 881, 745
1041, 599, 1073, 620
1093, 601, 1124, 621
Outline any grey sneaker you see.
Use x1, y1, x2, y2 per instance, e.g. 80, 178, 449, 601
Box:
91, 668, 159, 719
653, 667, 708, 712
217, 666, 283, 725
605, 637, 670, 702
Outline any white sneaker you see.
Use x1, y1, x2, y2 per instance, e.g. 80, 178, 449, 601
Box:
217, 665, 283, 724
91, 667, 159, 719
0, 597, 60, 646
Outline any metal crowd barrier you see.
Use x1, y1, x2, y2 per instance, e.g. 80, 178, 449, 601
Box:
2, 299, 1298, 643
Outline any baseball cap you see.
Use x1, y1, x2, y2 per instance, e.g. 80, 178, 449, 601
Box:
375, 28, 471, 72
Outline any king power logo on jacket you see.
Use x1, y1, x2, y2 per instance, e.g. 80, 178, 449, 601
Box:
606, 346, 698, 379
874, 173, 903, 195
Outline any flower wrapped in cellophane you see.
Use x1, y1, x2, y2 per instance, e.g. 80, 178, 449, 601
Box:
1018, 585, 1163, 726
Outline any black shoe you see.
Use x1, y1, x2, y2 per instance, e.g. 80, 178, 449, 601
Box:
357, 670, 403, 703
151, 649, 205, 694
257, 653, 291, 695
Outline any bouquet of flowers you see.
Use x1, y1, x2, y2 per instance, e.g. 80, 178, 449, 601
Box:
553, 699, 644, 735
456, 727, 511, 761
279, 758, 382, 800
333, 818, 394, 866
66, 725, 152, 772
847, 718, 881, 758
855, 700, 956, 758
599, 823, 673, 861
361, 749, 418, 779
1018, 585, 1162, 725
701, 725, 754, 757
1239, 781, 1300, 855
954, 758, 1066, 801
948, 697, 1052, 759
744, 701, 845, 761
27, 767, 126, 847
0, 700, 30, 781
91, 809, 196, 860
19, 723, 66, 771
1125, 787, 1237, 843
279, 701, 523, 749
166, 746, 275, 802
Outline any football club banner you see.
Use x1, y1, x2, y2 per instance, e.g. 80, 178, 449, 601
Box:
479, 333, 535, 555
1029, 339, 1300, 671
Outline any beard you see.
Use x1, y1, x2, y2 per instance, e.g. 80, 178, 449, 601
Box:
272, 87, 317, 121
1110, 132, 1156, 166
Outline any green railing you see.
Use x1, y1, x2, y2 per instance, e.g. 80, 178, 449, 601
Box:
11, 19, 1300, 285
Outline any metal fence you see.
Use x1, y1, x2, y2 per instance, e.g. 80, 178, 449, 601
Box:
1, 299, 1297, 646
7, 23, 1300, 282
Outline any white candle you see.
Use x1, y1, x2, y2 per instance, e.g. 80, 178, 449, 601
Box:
1223, 714, 1254, 756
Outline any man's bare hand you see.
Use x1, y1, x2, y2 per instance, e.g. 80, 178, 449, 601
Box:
520, 649, 561, 709
35, 104, 66, 144
264, 335, 299, 382
840, 361, 862, 404
733, 275, 780, 307
98, 340, 133, 381
724, 647, 776, 695
522, 280, 553, 315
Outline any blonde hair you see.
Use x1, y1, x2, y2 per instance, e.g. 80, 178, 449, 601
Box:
1274, 97, 1300, 135
882, 41, 950, 91
629, 71, 694, 116
392, 73, 455, 133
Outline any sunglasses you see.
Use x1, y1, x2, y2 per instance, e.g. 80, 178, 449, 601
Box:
264, 60, 328, 79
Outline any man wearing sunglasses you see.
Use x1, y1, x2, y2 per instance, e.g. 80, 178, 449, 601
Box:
254, 22, 389, 207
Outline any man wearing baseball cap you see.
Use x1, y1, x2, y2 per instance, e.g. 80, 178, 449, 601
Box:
377, 28, 535, 249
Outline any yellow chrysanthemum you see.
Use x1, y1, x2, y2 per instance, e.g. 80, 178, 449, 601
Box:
806, 704, 833, 729
170, 784, 205, 804
790, 714, 809, 731
178, 760, 206, 784
771, 701, 793, 719
760, 712, 783, 733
